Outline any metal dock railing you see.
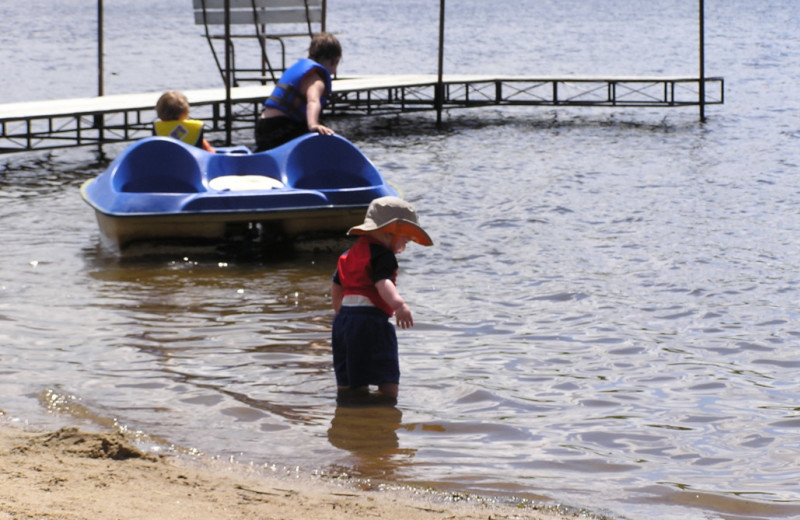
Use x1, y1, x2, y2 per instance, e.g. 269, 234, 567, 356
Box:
0, 74, 723, 155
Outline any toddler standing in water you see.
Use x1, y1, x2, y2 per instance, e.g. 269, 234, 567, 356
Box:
331, 196, 433, 400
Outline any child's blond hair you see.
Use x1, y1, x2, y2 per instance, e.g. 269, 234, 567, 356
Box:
156, 90, 190, 121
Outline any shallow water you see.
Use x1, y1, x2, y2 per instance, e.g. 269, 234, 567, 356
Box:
2, 1, 800, 519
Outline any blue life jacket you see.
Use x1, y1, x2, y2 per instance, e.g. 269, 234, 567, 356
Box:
264, 58, 332, 123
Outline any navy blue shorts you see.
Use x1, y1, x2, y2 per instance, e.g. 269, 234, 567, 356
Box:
254, 116, 307, 152
332, 306, 399, 389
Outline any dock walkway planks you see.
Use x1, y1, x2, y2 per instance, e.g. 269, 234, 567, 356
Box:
0, 74, 723, 155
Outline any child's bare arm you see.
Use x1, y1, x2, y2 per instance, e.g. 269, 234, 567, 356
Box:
303, 76, 334, 135
375, 279, 413, 329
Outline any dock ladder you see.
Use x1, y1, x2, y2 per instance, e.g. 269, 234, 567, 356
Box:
193, 0, 326, 86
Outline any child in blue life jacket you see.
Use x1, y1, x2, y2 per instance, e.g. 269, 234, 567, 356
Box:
331, 196, 434, 400
154, 90, 215, 153
255, 32, 341, 152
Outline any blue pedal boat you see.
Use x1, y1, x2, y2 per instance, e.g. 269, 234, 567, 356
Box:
81, 134, 398, 250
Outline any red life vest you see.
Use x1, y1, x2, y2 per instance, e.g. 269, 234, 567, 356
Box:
336, 236, 397, 316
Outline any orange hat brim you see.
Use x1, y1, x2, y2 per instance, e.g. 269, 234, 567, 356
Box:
348, 218, 433, 246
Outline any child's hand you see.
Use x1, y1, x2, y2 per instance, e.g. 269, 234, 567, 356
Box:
309, 123, 335, 136
394, 303, 414, 329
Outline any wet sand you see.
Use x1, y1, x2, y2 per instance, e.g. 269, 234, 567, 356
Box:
0, 423, 595, 520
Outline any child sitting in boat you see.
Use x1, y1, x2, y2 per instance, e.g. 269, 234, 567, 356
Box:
154, 90, 215, 153
330, 196, 434, 401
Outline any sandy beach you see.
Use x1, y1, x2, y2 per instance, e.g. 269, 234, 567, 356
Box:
0, 422, 597, 520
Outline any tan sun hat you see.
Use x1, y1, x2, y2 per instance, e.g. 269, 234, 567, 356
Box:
348, 196, 433, 246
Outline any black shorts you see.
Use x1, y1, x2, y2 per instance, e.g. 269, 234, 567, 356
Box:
254, 116, 308, 152
332, 306, 399, 389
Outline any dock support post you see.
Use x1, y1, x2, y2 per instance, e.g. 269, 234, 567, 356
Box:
699, 0, 706, 122
96, 0, 106, 156
97, 0, 104, 97
224, 0, 233, 145
436, 0, 445, 126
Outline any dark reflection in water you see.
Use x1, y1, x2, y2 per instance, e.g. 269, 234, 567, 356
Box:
328, 391, 414, 481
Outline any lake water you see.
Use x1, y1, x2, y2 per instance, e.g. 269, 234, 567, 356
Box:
2, 1, 800, 519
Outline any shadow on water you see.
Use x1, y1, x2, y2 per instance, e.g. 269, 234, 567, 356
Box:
332, 107, 703, 144
81, 233, 354, 270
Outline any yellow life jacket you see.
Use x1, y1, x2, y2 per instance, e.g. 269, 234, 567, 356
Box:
153, 119, 206, 148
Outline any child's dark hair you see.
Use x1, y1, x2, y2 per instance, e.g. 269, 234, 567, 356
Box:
308, 32, 342, 63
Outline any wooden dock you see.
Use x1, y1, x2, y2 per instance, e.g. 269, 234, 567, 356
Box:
0, 74, 723, 155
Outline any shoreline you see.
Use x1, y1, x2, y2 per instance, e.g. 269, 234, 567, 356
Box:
0, 422, 607, 520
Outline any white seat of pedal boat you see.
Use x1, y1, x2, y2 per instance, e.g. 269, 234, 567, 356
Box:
208, 175, 284, 191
